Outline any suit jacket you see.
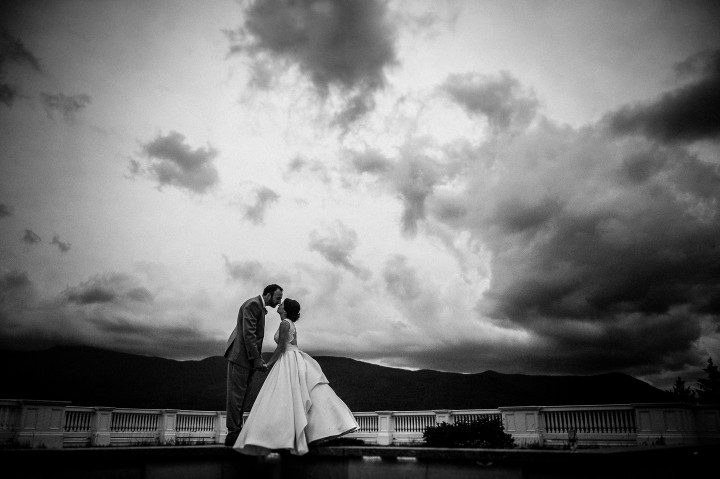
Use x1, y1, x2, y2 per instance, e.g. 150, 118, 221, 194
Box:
224, 295, 266, 369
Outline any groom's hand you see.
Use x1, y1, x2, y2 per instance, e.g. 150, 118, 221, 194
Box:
253, 358, 268, 372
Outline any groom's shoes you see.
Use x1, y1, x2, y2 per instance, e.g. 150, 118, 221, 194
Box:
224, 431, 239, 447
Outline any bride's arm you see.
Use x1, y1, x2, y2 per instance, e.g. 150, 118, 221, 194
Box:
266, 320, 291, 368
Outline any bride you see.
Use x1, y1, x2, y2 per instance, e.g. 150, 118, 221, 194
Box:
233, 298, 358, 455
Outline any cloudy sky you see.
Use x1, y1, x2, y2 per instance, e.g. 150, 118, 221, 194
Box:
2, 0, 720, 390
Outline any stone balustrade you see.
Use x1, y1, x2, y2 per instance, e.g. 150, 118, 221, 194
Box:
1, 399, 718, 449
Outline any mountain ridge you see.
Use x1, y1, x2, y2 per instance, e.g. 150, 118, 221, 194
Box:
1, 345, 672, 411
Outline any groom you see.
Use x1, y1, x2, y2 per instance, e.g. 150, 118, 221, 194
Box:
224, 283, 283, 446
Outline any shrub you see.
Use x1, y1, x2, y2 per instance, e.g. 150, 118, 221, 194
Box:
423, 416, 515, 449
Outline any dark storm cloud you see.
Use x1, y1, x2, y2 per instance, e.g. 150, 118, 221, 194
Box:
383, 255, 421, 300
222, 256, 292, 289
286, 155, 332, 184
420, 118, 720, 379
0, 83, 19, 107
0, 204, 12, 217
344, 144, 452, 236
0, 310, 222, 361
348, 148, 393, 174
0, 269, 219, 361
0, 270, 36, 334
338, 60, 720, 381
228, 0, 398, 124
440, 71, 539, 134
84, 315, 224, 360
223, 256, 268, 283
308, 222, 370, 279
21, 229, 40, 245
0, 29, 41, 72
132, 131, 219, 194
481, 145, 720, 324
395, 153, 445, 236
353, 312, 702, 378
389, 148, 452, 236
0, 29, 41, 107
331, 93, 376, 131
67, 286, 116, 304
40, 92, 91, 121
607, 49, 720, 143
0, 269, 31, 292
243, 186, 279, 224
64, 273, 153, 305
50, 234, 71, 253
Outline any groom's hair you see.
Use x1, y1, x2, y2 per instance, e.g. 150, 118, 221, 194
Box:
263, 284, 283, 296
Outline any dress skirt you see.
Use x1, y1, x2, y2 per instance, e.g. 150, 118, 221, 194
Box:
233, 346, 358, 456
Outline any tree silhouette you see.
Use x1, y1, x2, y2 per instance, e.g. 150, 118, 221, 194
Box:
668, 376, 695, 403
696, 357, 720, 404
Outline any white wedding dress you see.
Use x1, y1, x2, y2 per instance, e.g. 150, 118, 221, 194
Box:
233, 318, 358, 455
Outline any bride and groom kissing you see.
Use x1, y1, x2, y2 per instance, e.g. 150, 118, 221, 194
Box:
224, 284, 358, 455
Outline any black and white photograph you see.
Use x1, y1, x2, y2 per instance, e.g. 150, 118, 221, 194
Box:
1, 0, 719, 477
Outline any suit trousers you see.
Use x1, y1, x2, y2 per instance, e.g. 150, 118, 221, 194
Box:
226, 361, 256, 435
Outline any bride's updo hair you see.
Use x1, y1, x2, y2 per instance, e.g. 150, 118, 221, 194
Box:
283, 298, 301, 322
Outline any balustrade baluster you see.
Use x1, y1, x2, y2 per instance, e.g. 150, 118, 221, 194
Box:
586, 410, 592, 433
605, 411, 610, 433
573, 411, 580, 433
558, 413, 563, 433
614, 411, 620, 433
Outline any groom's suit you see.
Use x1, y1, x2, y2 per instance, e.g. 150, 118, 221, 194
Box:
225, 295, 266, 368
224, 295, 267, 444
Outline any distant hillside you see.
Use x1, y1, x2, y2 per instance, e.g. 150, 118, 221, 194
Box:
0, 346, 671, 411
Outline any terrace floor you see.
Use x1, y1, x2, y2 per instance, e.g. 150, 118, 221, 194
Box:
2, 443, 718, 479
